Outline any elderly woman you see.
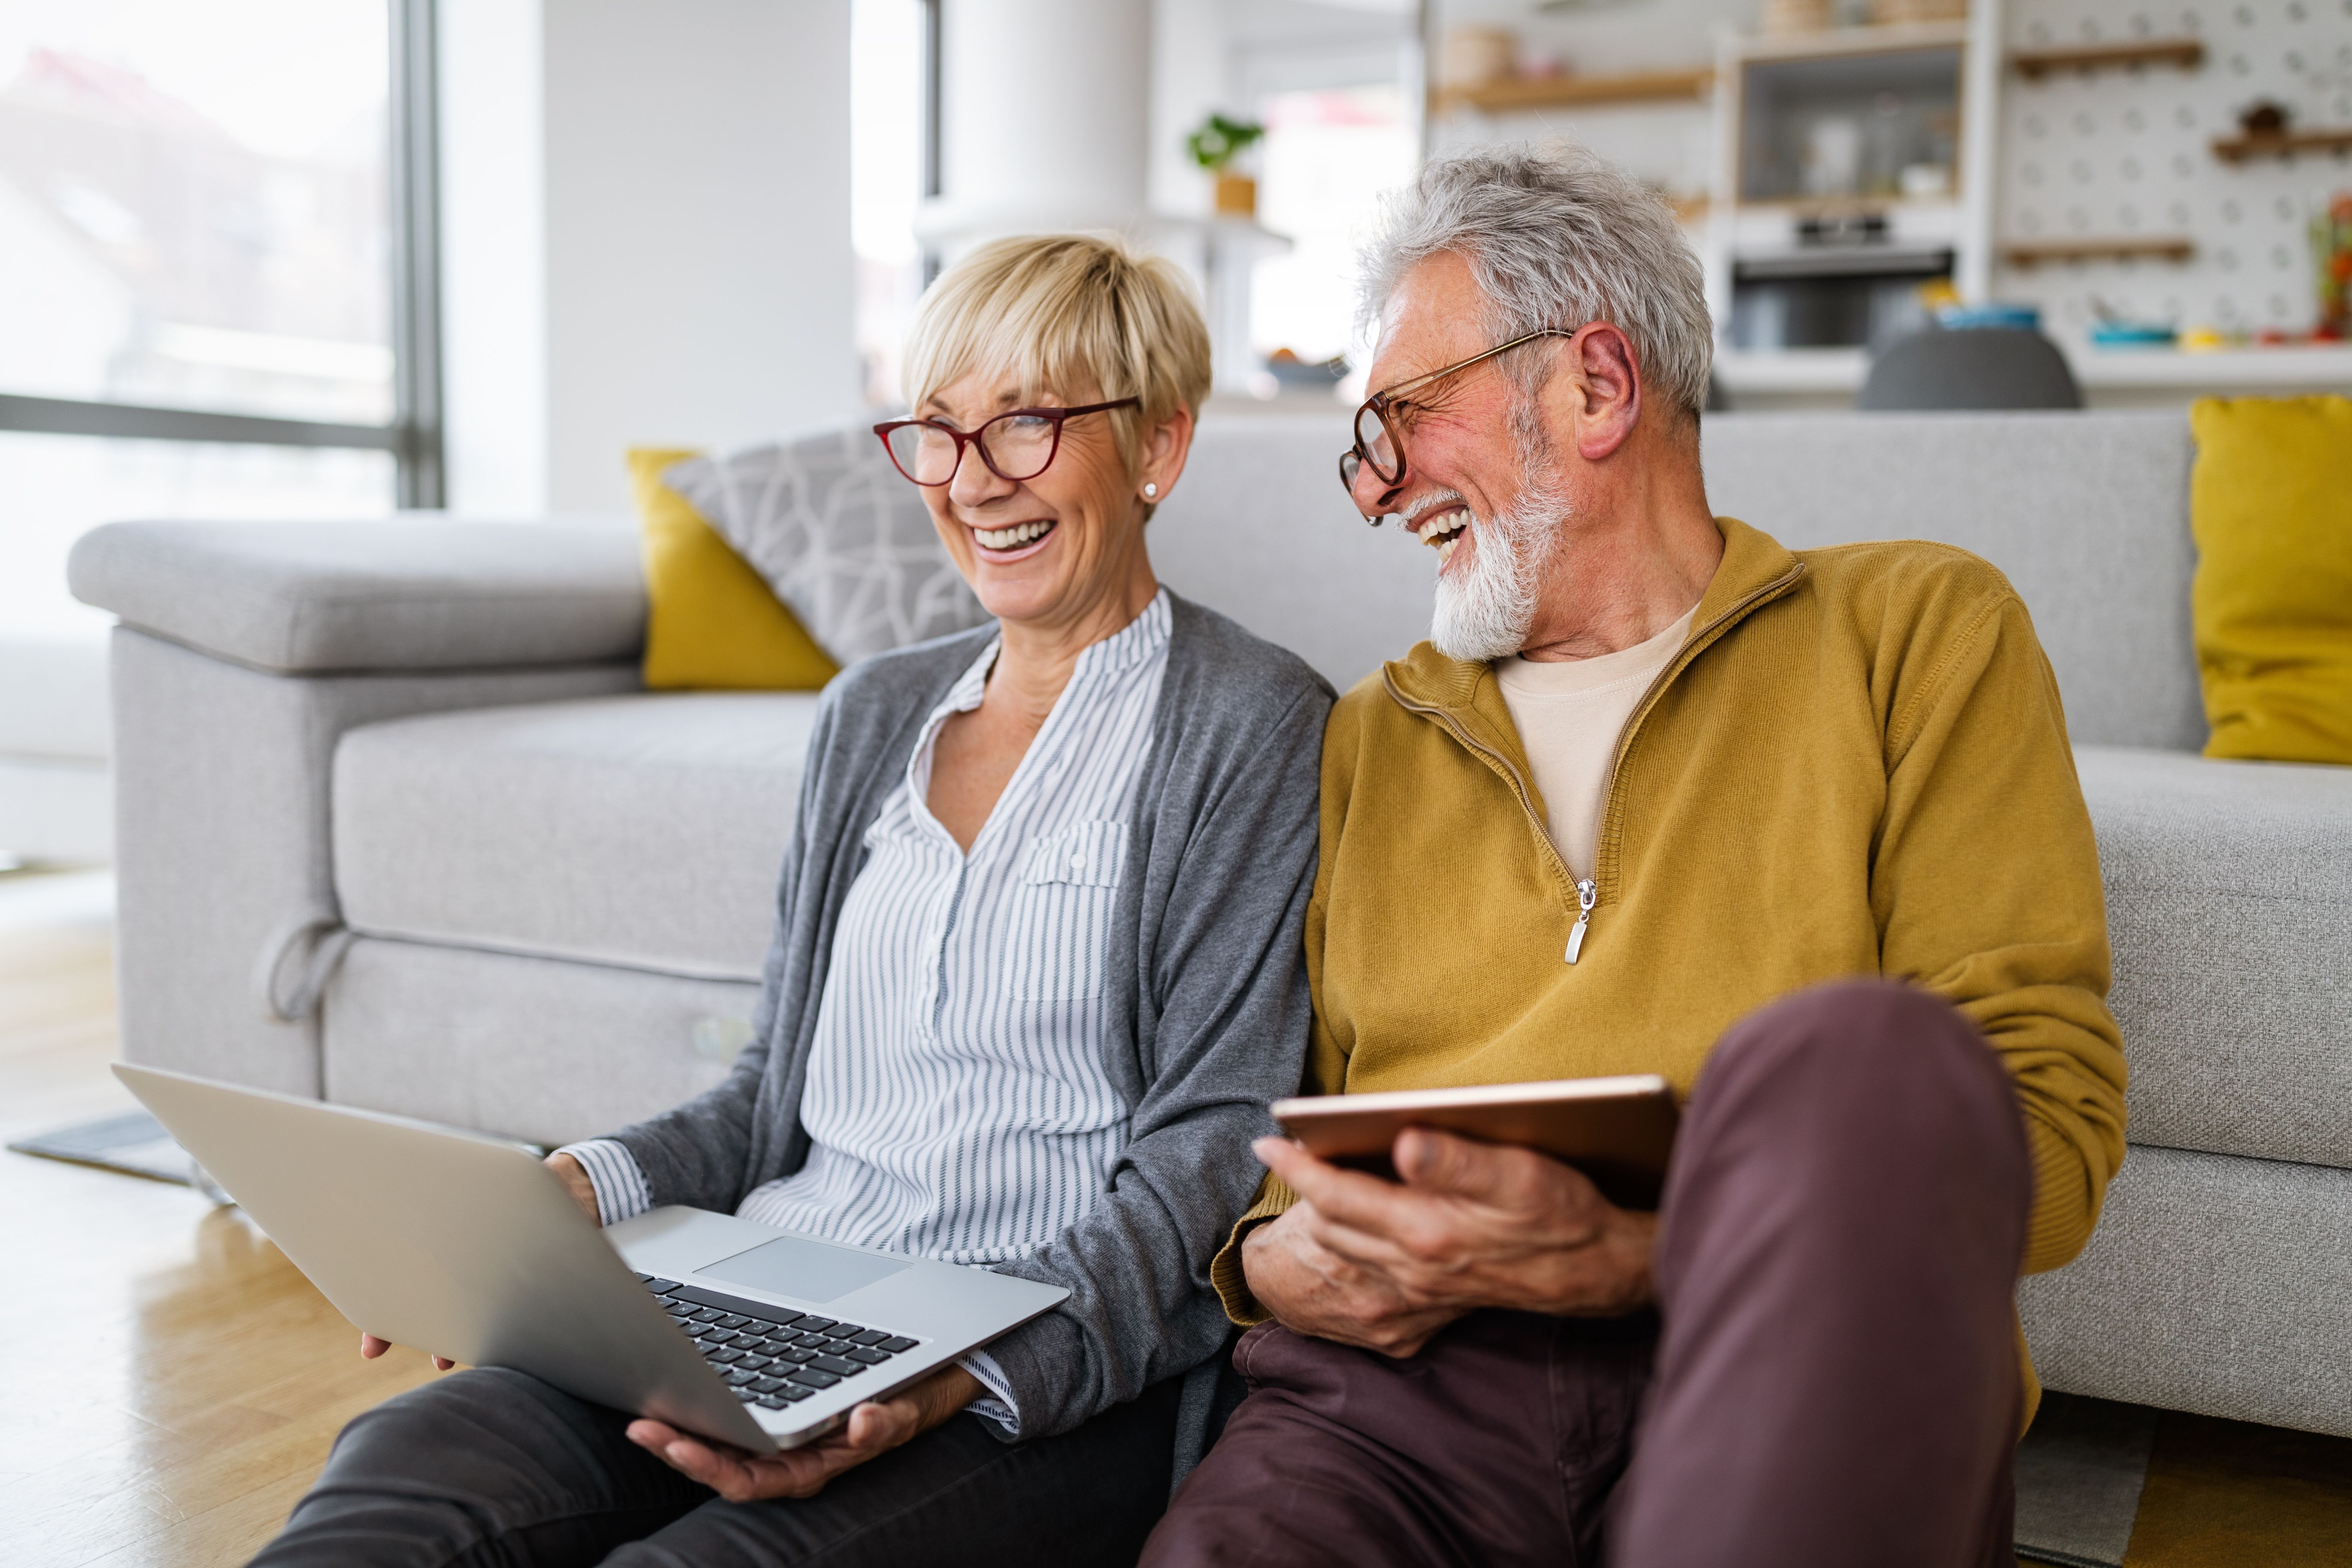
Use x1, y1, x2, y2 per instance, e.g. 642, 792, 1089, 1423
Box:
257, 236, 1330, 1566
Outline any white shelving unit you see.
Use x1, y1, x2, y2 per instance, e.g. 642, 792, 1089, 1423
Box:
1426, 0, 2351, 403
1704, 20, 1984, 349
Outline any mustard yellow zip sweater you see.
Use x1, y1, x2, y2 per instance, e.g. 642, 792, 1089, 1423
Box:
1213, 519, 2129, 1388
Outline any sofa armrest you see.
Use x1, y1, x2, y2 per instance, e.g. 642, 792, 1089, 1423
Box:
68, 517, 646, 674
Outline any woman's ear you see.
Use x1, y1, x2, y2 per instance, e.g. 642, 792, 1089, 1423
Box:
1138, 403, 1197, 506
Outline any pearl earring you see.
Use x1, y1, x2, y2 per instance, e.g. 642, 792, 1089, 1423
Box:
1143, 482, 1158, 499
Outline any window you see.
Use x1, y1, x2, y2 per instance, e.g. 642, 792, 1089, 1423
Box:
1250, 85, 1418, 377
0, 0, 435, 637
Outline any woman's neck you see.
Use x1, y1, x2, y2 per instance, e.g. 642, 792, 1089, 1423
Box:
989, 553, 1160, 722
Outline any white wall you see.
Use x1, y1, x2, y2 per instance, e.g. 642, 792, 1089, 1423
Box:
441, 0, 859, 517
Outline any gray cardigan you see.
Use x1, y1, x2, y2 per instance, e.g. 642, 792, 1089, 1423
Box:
608, 592, 1332, 1439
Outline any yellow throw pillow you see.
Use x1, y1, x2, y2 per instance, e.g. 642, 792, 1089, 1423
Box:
2189, 396, 2352, 765
629, 447, 839, 690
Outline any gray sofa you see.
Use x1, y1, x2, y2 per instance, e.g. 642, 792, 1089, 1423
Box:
70, 410, 2352, 1440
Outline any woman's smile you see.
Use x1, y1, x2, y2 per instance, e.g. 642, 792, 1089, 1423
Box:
968, 516, 1059, 559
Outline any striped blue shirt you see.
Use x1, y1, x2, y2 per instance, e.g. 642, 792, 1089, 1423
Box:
561, 589, 1172, 1431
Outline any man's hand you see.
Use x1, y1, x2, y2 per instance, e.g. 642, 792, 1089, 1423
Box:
627, 1365, 985, 1502
1243, 1127, 1658, 1357
1241, 1204, 1464, 1357
358, 1152, 604, 1367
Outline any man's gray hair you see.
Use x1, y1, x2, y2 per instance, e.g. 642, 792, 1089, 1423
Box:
1360, 144, 1713, 423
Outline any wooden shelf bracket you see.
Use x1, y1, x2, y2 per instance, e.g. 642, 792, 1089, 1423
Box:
2211, 128, 2352, 163
2010, 39, 2205, 79
2001, 236, 2196, 267
1434, 68, 1714, 116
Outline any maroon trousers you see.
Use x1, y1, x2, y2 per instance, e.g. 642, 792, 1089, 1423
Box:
1143, 982, 2033, 1568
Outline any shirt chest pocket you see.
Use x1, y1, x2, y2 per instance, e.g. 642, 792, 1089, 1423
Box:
1003, 821, 1127, 1003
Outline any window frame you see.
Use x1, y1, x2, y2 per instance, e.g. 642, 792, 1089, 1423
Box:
0, 0, 445, 506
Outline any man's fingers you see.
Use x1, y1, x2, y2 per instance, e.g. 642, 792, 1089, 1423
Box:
1295, 1204, 1442, 1277
358, 1332, 388, 1359
1393, 1127, 1587, 1212
1254, 1137, 1424, 1233
1393, 1127, 1509, 1197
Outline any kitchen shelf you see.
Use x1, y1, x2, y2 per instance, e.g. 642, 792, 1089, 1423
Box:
2009, 39, 2205, 80
1735, 20, 1969, 63
1714, 343, 2352, 397
2002, 236, 2196, 267
1434, 68, 1713, 115
2211, 127, 2352, 163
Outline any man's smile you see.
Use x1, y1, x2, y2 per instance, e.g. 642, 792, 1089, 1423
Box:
1403, 493, 1471, 567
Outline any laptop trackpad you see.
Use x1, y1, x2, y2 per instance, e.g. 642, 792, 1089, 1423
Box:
699, 1235, 913, 1305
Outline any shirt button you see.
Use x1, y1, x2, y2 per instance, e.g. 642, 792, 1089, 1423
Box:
1070, 852, 1085, 870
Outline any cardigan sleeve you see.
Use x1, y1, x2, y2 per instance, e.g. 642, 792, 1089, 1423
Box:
598, 682, 845, 1211
971, 675, 1330, 1439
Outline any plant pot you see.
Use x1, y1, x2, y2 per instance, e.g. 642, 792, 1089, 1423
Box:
1213, 173, 1257, 219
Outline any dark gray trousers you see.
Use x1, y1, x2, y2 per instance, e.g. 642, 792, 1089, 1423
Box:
1143, 981, 2034, 1568
252, 1367, 1179, 1567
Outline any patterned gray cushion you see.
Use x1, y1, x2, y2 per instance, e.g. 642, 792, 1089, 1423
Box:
664, 430, 990, 667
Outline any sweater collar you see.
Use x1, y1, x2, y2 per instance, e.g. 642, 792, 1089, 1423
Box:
1382, 517, 1804, 738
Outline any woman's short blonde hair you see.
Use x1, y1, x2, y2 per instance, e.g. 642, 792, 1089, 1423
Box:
901, 233, 1212, 476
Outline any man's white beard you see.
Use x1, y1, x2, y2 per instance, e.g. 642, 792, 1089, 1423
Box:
1430, 482, 1567, 663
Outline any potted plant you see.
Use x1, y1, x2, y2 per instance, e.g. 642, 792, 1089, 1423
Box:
1187, 112, 1266, 219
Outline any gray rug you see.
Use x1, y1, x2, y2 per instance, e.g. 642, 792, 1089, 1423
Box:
2014, 1392, 2159, 1567
9, 1109, 197, 1184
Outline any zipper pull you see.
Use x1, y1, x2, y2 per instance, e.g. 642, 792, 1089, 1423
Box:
1565, 879, 1597, 965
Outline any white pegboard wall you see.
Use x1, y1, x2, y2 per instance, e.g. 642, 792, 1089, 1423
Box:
1993, 0, 2352, 339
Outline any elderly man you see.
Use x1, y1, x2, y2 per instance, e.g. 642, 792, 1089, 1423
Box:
1142, 147, 2127, 1568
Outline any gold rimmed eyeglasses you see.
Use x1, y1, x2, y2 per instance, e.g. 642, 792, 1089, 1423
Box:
1339, 328, 1580, 519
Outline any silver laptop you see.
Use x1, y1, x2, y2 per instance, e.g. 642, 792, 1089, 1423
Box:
115, 1063, 1067, 1453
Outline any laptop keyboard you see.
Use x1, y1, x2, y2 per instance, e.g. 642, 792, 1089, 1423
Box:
633, 1274, 922, 1412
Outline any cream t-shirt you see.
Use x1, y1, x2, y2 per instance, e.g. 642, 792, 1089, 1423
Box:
1493, 606, 1697, 881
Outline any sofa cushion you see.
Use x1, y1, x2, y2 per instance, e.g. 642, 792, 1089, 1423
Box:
1703, 412, 2203, 752
2018, 1143, 2352, 1439
334, 693, 821, 980
665, 430, 991, 667
323, 937, 760, 1147
2078, 745, 2352, 1169
69, 518, 646, 674
2187, 395, 2352, 765
632, 447, 839, 692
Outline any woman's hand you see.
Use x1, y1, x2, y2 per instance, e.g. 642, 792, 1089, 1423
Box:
627, 1364, 986, 1503
543, 1151, 602, 1224
358, 1152, 605, 1367
358, 1331, 454, 1371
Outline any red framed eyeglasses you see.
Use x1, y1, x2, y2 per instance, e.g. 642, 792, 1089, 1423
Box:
873, 398, 1140, 487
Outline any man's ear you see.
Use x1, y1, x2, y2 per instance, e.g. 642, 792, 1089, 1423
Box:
1565, 324, 1643, 463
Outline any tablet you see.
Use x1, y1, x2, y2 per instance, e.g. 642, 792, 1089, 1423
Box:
1270, 1074, 1680, 1210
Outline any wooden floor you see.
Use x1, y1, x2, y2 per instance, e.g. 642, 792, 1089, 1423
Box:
3, 869, 2348, 1566
0, 878, 436, 1568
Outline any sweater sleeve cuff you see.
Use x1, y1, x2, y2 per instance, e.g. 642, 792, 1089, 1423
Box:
2020, 1113, 2098, 1276
957, 1350, 1022, 1438
1209, 1170, 1300, 1326
554, 1138, 655, 1228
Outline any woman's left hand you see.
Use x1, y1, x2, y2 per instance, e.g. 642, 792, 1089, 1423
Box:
626, 1364, 985, 1503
